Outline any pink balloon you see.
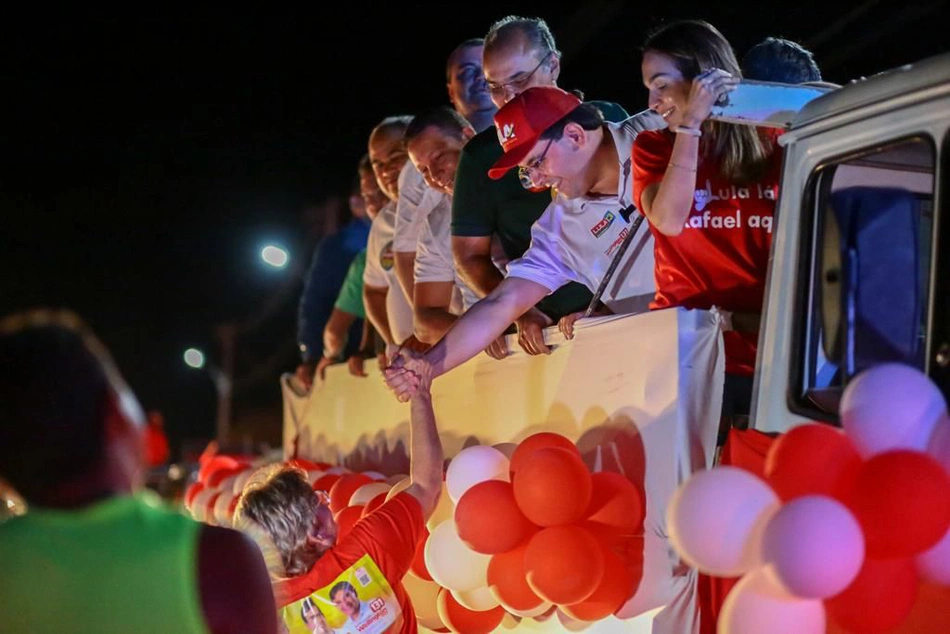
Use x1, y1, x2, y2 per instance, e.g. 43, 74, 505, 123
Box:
840, 363, 947, 457
719, 568, 825, 634
927, 416, 950, 476
762, 496, 864, 599
668, 467, 779, 577
917, 524, 950, 586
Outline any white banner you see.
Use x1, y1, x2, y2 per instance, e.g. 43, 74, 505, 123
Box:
283, 307, 725, 633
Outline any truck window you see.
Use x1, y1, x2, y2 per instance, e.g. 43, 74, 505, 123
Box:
792, 136, 936, 419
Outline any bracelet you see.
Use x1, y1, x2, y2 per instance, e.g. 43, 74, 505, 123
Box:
673, 126, 702, 137
667, 161, 697, 171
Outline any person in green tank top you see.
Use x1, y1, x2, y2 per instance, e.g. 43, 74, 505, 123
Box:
451, 15, 628, 359
0, 309, 277, 634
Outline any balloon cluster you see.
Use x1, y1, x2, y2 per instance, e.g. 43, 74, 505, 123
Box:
184, 452, 258, 526
404, 432, 646, 634
668, 363, 950, 634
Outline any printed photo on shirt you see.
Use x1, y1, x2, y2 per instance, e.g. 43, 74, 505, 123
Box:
280, 554, 402, 634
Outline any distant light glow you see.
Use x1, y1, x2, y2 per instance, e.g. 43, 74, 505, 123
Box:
184, 348, 206, 369
261, 245, 289, 268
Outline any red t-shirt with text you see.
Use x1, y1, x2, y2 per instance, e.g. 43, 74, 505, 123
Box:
632, 129, 783, 375
275, 492, 424, 634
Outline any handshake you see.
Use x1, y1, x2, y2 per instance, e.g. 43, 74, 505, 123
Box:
383, 348, 435, 402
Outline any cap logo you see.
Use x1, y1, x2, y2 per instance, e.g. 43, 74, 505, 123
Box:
501, 123, 516, 144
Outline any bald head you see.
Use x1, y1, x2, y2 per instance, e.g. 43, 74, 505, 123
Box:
368, 116, 412, 201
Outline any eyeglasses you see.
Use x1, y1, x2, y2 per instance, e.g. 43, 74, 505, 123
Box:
518, 138, 555, 190
487, 51, 553, 97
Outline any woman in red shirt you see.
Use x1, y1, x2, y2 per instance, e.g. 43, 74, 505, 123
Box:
632, 20, 783, 421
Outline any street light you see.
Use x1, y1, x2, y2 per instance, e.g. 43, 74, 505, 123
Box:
183, 343, 232, 445
261, 245, 289, 268
183, 348, 205, 369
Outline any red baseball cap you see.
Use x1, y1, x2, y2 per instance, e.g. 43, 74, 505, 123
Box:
487, 86, 582, 180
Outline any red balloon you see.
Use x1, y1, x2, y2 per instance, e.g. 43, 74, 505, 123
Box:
287, 458, 322, 471
334, 505, 364, 541
184, 481, 205, 508
311, 473, 342, 494
436, 588, 505, 634
206, 465, 246, 489
524, 525, 604, 605
410, 529, 433, 581
825, 557, 918, 633
561, 546, 637, 622
583, 523, 644, 590
329, 473, 374, 513
584, 472, 645, 538
360, 491, 389, 518
204, 492, 221, 521
198, 455, 242, 483
456, 480, 537, 554
487, 542, 545, 612
513, 448, 592, 527
843, 450, 950, 557
765, 423, 863, 501
510, 432, 580, 476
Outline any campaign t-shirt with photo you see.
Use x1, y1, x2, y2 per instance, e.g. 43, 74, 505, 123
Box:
275, 493, 424, 634
505, 113, 663, 315
632, 129, 784, 375
363, 202, 414, 345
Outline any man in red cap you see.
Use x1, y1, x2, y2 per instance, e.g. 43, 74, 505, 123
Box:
451, 16, 630, 358
384, 86, 663, 398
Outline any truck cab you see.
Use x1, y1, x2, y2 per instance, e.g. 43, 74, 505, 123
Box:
751, 52, 950, 433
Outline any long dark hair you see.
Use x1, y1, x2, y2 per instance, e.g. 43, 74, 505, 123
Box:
644, 20, 773, 183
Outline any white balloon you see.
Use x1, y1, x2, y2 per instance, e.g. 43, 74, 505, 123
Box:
386, 473, 409, 486
451, 586, 500, 612
386, 476, 412, 501
425, 519, 490, 593
402, 574, 444, 631
927, 415, 950, 476
325, 466, 350, 475
304, 469, 325, 486
508, 602, 553, 619
190, 487, 218, 523
361, 470, 387, 481
917, 523, 950, 585
841, 363, 947, 457
349, 482, 391, 507
445, 445, 510, 503
213, 492, 236, 527
426, 486, 454, 533
719, 568, 825, 634
667, 466, 779, 577
762, 496, 864, 599
232, 469, 255, 496
216, 475, 238, 496
492, 442, 519, 459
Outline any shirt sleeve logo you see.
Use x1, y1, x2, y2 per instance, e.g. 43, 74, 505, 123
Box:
590, 210, 617, 237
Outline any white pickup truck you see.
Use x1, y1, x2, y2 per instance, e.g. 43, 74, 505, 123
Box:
744, 52, 949, 434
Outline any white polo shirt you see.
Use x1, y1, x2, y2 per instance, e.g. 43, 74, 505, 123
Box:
363, 201, 415, 344
505, 114, 660, 315
414, 195, 480, 312
394, 162, 447, 254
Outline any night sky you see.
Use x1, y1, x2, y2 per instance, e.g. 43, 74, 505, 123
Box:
4, 2, 947, 458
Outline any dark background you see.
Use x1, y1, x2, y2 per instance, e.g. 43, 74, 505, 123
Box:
3, 2, 947, 458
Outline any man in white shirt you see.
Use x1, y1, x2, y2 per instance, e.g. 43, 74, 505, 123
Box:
403, 107, 482, 343
363, 116, 422, 353
392, 39, 497, 316
385, 86, 663, 395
